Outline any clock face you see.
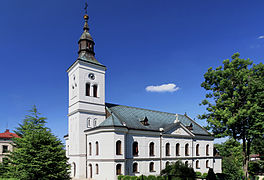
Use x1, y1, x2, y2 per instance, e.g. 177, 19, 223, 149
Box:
88, 73, 95, 80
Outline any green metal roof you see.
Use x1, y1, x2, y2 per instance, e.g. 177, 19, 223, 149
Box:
100, 103, 210, 136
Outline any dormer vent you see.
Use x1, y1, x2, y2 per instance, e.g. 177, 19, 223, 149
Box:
186, 123, 193, 131
140, 116, 149, 126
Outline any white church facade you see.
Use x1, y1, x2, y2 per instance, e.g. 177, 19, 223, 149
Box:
65, 10, 222, 180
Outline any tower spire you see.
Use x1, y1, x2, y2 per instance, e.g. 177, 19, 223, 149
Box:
77, 2, 102, 65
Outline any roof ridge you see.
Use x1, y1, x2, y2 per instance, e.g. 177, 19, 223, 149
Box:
105, 102, 178, 116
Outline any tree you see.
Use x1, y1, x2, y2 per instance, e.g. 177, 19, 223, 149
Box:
214, 139, 244, 179
5, 106, 70, 180
251, 136, 264, 159
199, 53, 264, 177
160, 161, 196, 180
206, 168, 216, 180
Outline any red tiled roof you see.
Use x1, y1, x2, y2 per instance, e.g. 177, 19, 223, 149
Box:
250, 154, 260, 158
0, 129, 20, 138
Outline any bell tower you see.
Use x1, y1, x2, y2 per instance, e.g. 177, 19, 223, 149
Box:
66, 6, 106, 179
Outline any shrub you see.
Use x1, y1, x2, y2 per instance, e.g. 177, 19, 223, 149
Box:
123, 175, 131, 180
147, 175, 157, 180
156, 176, 165, 180
206, 168, 216, 180
201, 173, 208, 178
118, 175, 125, 180
195, 171, 202, 178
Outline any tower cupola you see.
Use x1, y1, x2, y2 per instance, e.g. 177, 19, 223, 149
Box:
78, 14, 95, 58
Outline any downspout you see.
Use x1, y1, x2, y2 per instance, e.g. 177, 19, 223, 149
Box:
85, 134, 87, 179
159, 128, 164, 172
192, 138, 194, 168
124, 132, 127, 175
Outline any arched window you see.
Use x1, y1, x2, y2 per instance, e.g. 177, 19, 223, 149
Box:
166, 143, 170, 156
116, 140, 122, 155
93, 118, 97, 127
149, 142, 154, 156
206, 144, 209, 156
206, 160, 209, 168
149, 162, 154, 172
196, 160, 200, 169
176, 143, 180, 156
86, 83, 90, 96
93, 84, 98, 97
95, 164, 99, 174
133, 163, 138, 173
87, 118, 91, 127
96, 141, 99, 155
72, 162, 76, 177
196, 144, 200, 156
116, 164, 122, 175
133, 142, 139, 156
89, 164, 92, 178
165, 161, 170, 167
89, 142, 92, 155
185, 144, 189, 156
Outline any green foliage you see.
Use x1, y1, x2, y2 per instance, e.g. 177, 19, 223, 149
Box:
138, 175, 147, 180
251, 137, 264, 159
123, 175, 131, 180
118, 175, 125, 180
215, 138, 244, 175
130, 176, 138, 180
199, 53, 264, 176
222, 156, 243, 180
201, 173, 208, 179
147, 175, 157, 180
248, 160, 264, 176
156, 176, 165, 180
206, 168, 216, 180
195, 171, 202, 178
160, 161, 195, 180
2, 106, 70, 180
215, 173, 229, 180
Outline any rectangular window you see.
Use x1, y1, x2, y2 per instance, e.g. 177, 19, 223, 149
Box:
93, 85, 98, 97
86, 83, 90, 96
2, 145, 8, 153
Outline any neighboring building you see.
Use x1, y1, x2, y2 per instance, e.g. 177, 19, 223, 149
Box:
250, 154, 261, 161
65, 10, 222, 180
0, 129, 19, 163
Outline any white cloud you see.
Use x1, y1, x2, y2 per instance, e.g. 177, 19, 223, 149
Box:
258, 35, 264, 39
145, 83, 180, 93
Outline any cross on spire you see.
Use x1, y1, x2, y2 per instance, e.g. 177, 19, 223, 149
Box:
84, 2, 88, 14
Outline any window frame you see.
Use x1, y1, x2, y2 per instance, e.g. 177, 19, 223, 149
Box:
206, 144, 209, 156
196, 144, 200, 156
149, 162, 155, 172
149, 142, 154, 156
165, 143, 170, 156
196, 160, 200, 169
185, 143, 189, 156
176, 143, 180, 156
96, 164, 99, 174
116, 140, 122, 155
95, 141, 99, 155
89, 142, 92, 156
93, 84, 98, 97
2, 145, 8, 153
85, 83, 90, 96
132, 163, 138, 173
116, 164, 122, 175
133, 142, 139, 156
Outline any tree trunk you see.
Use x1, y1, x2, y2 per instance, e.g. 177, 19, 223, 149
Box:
242, 136, 248, 178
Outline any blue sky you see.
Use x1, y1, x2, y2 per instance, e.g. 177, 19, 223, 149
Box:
0, 0, 263, 143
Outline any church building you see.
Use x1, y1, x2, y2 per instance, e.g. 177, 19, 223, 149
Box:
64, 9, 222, 180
